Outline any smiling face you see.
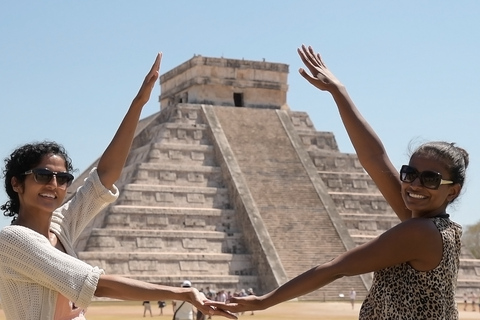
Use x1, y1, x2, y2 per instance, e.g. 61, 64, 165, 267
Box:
401, 155, 461, 218
11, 153, 69, 221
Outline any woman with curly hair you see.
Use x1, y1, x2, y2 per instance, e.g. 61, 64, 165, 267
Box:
0, 53, 231, 320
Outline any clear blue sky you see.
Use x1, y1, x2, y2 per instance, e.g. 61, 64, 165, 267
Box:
1, 1, 479, 229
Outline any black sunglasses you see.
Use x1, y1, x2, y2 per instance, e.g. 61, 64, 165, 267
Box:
399, 165, 453, 190
23, 168, 74, 188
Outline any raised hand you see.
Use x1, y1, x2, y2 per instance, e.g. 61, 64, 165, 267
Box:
297, 45, 341, 91
132, 52, 162, 106
97, 52, 162, 189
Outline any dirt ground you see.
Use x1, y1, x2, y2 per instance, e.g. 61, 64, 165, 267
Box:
1, 300, 479, 320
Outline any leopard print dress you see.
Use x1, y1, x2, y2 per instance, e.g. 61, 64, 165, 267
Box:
359, 217, 462, 320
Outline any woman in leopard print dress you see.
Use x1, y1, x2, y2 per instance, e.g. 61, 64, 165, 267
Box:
207, 45, 467, 319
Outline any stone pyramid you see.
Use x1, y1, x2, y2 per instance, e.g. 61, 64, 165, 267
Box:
67, 55, 480, 301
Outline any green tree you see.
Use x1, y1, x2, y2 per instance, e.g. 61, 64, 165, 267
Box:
462, 221, 480, 258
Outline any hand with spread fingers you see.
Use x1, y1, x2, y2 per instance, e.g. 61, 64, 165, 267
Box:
297, 44, 342, 92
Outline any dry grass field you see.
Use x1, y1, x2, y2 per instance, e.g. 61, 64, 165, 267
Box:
1, 300, 479, 320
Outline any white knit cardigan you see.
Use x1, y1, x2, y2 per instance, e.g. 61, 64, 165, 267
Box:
0, 168, 119, 319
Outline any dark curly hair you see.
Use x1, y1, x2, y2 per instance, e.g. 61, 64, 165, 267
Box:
1, 141, 74, 220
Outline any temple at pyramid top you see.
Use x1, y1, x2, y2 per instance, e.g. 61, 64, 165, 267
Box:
159, 55, 289, 110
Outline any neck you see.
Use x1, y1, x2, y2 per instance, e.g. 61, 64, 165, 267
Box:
433, 212, 450, 219
12, 214, 52, 238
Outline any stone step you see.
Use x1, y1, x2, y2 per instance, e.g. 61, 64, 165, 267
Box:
120, 143, 217, 187
129, 105, 206, 152
349, 234, 378, 245
105, 206, 238, 232
294, 129, 339, 151
460, 247, 477, 259
319, 171, 382, 194
288, 111, 316, 131
118, 184, 229, 208
340, 212, 399, 231
138, 162, 220, 173
457, 279, 480, 286
147, 143, 216, 166
165, 104, 205, 125
125, 144, 153, 167
458, 259, 480, 280
80, 251, 250, 260
151, 142, 213, 150
84, 229, 246, 254
78, 252, 255, 277
133, 162, 223, 188
87, 228, 240, 238
340, 212, 398, 219
149, 122, 210, 145
108, 206, 233, 216
330, 192, 395, 215
309, 150, 365, 173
